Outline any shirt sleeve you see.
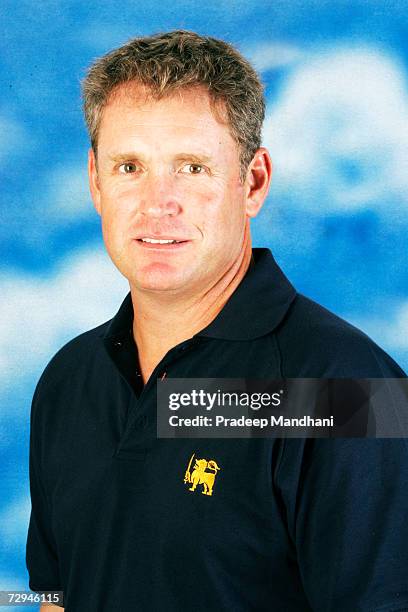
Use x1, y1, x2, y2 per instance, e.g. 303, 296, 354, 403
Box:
277, 437, 408, 612
26, 380, 62, 591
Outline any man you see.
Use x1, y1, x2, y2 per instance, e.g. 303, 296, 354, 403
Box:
26, 31, 408, 611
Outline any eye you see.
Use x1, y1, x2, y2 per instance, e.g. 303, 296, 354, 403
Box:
118, 162, 139, 174
181, 163, 205, 175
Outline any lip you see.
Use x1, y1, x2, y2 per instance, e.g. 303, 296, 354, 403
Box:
134, 238, 191, 251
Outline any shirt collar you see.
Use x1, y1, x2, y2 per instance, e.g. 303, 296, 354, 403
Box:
102, 248, 297, 342
196, 248, 297, 340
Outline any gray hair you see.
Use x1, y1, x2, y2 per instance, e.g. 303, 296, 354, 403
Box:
82, 30, 265, 180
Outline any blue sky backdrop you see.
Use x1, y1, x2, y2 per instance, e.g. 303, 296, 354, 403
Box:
1, 0, 407, 600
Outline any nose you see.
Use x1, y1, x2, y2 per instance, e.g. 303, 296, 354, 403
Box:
137, 172, 182, 219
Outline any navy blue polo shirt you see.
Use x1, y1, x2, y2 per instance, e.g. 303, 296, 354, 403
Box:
26, 248, 408, 611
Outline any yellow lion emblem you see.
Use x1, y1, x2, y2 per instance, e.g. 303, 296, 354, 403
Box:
183, 453, 220, 496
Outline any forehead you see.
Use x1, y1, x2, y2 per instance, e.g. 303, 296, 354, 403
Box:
97, 83, 237, 154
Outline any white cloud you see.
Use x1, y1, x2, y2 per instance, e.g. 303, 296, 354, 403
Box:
0, 495, 31, 550
264, 46, 408, 214
350, 300, 408, 353
243, 42, 304, 72
44, 163, 95, 221
0, 112, 33, 164
0, 248, 128, 391
0, 571, 28, 591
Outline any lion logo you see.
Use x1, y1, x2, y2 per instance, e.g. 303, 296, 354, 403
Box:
183, 453, 220, 496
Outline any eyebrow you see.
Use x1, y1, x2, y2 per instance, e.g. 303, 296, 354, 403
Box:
174, 153, 213, 164
107, 152, 213, 164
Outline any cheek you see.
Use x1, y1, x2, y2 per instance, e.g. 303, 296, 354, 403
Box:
198, 205, 245, 250
101, 182, 135, 211
209, 187, 246, 230
100, 185, 135, 231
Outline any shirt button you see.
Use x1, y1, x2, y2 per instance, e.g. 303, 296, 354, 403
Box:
113, 339, 123, 348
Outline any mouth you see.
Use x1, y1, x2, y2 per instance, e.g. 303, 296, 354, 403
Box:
135, 237, 191, 250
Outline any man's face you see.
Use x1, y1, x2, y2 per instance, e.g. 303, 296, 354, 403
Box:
89, 84, 264, 295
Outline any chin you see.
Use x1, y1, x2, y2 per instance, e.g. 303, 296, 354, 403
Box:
130, 270, 190, 292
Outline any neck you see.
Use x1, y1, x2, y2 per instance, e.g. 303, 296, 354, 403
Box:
130, 236, 253, 383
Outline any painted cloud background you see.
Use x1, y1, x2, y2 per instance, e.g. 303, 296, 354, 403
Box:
1, 0, 407, 598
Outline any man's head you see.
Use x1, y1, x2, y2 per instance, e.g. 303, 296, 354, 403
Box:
82, 31, 272, 296
83, 30, 265, 180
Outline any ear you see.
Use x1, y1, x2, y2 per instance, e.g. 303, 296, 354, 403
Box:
88, 148, 101, 215
244, 147, 272, 218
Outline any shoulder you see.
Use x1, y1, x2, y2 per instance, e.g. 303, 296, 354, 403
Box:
276, 293, 406, 377
33, 319, 111, 402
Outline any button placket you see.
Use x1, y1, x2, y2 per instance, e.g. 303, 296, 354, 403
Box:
117, 337, 200, 448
